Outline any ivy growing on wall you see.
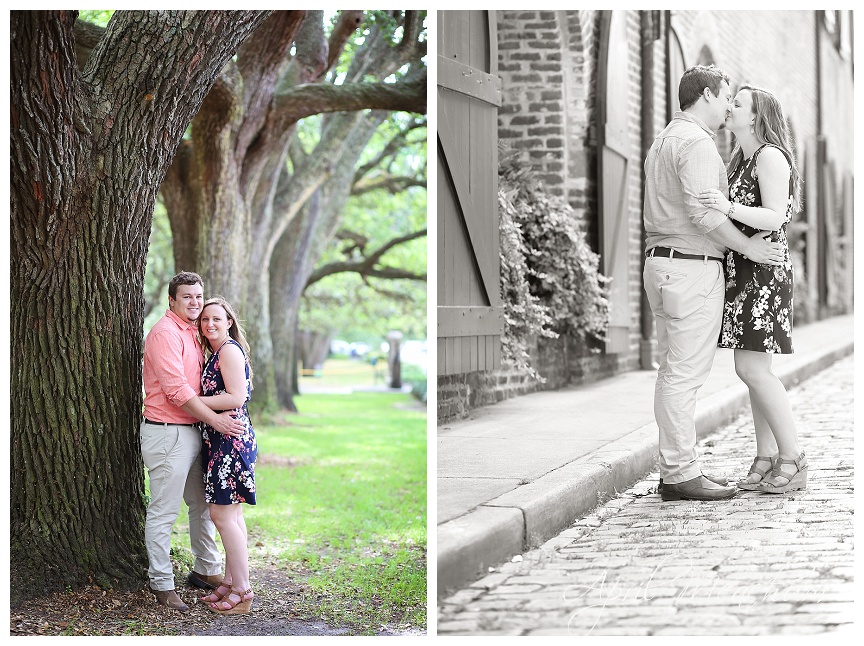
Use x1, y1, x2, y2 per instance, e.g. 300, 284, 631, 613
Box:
499, 184, 557, 380
498, 145, 610, 378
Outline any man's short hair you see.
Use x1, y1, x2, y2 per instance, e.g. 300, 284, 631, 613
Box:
678, 65, 730, 111
168, 271, 204, 299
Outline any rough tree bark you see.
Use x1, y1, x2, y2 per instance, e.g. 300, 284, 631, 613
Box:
9, 9, 271, 604
158, 10, 426, 412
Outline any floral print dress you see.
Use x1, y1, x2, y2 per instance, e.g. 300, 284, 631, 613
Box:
200, 339, 257, 505
719, 144, 794, 354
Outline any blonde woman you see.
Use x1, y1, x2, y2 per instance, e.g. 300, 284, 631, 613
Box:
196, 297, 257, 614
698, 84, 806, 494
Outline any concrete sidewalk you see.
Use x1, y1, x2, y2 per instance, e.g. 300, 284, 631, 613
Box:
437, 314, 853, 595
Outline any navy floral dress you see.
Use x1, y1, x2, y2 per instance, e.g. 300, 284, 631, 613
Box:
200, 339, 257, 505
719, 144, 794, 354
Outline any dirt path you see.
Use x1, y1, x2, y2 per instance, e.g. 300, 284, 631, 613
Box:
10, 566, 424, 636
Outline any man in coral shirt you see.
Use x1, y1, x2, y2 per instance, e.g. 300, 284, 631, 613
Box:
141, 271, 245, 611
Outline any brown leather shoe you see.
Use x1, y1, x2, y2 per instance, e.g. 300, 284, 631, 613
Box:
152, 588, 190, 611
660, 475, 737, 501
659, 473, 728, 493
188, 570, 224, 590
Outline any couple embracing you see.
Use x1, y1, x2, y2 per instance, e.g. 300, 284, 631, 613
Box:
644, 65, 806, 502
141, 271, 258, 613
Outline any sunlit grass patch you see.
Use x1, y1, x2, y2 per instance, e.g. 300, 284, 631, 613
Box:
164, 391, 426, 632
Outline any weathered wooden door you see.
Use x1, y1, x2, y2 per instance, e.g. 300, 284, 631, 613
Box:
666, 24, 686, 120
597, 10, 632, 354
437, 10, 504, 376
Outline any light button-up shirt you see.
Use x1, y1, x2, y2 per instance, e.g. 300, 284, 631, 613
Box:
643, 111, 729, 257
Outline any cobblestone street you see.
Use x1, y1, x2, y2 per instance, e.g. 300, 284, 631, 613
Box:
438, 356, 855, 636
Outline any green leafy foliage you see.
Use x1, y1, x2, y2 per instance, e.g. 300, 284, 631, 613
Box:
301, 272, 425, 347
327, 11, 426, 85
78, 10, 113, 27
498, 146, 610, 372
400, 363, 427, 403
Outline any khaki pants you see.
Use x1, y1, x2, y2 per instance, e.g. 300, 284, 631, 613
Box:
140, 421, 221, 591
643, 256, 724, 484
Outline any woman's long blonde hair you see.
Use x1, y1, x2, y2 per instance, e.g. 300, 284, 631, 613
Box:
198, 297, 254, 386
728, 84, 802, 212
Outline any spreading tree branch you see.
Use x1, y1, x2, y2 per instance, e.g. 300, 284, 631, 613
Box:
353, 117, 426, 182
351, 173, 427, 195
73, 16, 104, 70
360, 278, 420, 302
335, 229, 369, 256
363, 267, 427, 281
306, 228, 427, 287
274, 72, 427, 129
325, 10, 364, 74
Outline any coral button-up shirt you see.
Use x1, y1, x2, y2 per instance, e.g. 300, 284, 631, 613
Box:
142, 309, 204, 424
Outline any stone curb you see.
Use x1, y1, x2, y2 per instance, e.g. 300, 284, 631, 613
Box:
437, 336, 853, 597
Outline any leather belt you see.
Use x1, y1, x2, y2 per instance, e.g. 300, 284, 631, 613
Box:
144, 418, 196, 427
647, 246, 723, 263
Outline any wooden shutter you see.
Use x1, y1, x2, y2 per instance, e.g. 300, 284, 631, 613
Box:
437, 10, 504, 376
597, 10, 632, 354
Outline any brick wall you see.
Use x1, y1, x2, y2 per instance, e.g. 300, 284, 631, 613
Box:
669, 10, 818, 152
497, 11, 572, 198
437, 368, 538, 424
498, 15, 646, 349
817, 13, 855, 314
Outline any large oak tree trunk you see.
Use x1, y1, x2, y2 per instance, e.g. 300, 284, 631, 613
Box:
9, 9, 270, 604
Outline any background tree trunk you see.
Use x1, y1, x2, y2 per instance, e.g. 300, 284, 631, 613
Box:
269, 111, 386, 407
299, 330, 333, 370
162, 143, 202, 273
269, 193, 323, 411
9, 9, 270, 604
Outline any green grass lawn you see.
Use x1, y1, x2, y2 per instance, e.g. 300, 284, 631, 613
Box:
299, 357, 384, 389
163, 390, 427, 632
299, 356, 426, 392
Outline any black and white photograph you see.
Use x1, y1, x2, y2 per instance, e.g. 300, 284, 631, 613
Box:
437, 9, 854, 636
